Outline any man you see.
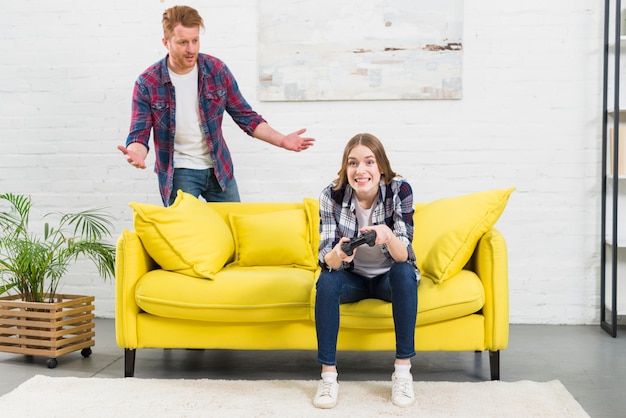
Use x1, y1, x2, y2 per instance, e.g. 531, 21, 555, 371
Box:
118, 5, 315, 206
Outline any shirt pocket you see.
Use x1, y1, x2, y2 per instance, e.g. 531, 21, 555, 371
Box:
202, 88, 226, 119
151, 101, 170, 129
203, 88, 226, 100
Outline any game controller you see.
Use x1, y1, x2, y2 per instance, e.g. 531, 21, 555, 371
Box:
341, 231, 377, 256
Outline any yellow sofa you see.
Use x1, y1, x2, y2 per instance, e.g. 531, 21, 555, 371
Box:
116, 189, 513, 379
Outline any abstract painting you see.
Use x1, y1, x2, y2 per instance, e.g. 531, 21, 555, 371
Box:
258, 0, 463, 101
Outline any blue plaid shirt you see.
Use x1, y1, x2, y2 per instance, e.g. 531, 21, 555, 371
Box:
126, 53, 266, 205
318, 177, 417, 271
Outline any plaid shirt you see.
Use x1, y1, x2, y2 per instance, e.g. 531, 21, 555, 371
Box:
318, 177, 417, 271
126, 53, 266, 205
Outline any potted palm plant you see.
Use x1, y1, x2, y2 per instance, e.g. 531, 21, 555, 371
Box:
0, 192, 116, 368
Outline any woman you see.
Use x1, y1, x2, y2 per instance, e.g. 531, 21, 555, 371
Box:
314, 133, 419, 409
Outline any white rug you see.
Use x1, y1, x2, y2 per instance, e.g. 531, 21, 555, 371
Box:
0, 375, 589, 417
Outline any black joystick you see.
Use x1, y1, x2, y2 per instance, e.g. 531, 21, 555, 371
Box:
341, 231, 377, 256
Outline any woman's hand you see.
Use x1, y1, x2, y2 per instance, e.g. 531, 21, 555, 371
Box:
335, 237, 356, 261
359, 225, 409, 263
324, 237, 355, 270
360, 225, 395, 246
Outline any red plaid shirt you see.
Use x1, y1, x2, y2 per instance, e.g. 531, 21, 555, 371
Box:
126, 53, 266, 205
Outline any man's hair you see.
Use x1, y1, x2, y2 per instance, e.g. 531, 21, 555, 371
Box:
162, 5, 204, 39
333, 133, 398, 191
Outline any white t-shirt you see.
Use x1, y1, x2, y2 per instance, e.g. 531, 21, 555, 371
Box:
169, 64, 212, 169
352, 197, 392, 278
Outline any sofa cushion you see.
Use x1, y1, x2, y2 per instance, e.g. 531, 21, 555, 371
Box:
334, 269, 485, 329
129, 190, 234, 279
135, 265, 315, 322
413, 188, 514, 284
228, 209, 317, 270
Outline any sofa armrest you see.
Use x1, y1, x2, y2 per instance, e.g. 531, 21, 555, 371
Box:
115, 229, 158, 348
467, 227, 509, 350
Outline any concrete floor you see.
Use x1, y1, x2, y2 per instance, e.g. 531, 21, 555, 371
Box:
0, 319, 624, 417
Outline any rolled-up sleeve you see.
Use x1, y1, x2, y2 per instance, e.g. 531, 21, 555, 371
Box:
393, 180, 417, 269
318, 186, 338, 268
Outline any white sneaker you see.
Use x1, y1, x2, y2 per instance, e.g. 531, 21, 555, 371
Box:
313, 379, 339, 409
391, 373, 415, 407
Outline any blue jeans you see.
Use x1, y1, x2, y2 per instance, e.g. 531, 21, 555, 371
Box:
315, 262, 419, 366
169, 168, 240, 206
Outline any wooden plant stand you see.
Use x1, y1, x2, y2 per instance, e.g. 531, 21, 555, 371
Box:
0, 294, 95, 368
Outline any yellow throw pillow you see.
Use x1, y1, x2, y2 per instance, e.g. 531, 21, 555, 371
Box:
413, 187, 515, 284
129, 190, 234, 279
229, 209, 317, 270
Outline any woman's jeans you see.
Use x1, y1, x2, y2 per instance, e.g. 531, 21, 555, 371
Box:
315, 262, 419, 366
169, 167, 240, 206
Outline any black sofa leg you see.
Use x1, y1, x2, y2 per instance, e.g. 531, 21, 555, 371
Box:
125, 349, 136, 377
489, 350, 500, 380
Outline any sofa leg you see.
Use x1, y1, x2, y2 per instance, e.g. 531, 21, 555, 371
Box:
489, 350, 500, 380
125, 349, 136, 378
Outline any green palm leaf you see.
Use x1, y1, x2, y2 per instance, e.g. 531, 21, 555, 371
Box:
0, 193, 116, 302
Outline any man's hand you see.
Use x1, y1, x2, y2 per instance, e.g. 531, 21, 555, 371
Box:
118, 144, 147, 169
281, 128, 316, 152
252, 123, 315, 151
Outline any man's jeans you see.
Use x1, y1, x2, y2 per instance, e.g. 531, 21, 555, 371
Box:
169, 167, 240, 206
315, 262, 419, 366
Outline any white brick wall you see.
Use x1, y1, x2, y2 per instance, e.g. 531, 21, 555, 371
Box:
0, 0, 605, 323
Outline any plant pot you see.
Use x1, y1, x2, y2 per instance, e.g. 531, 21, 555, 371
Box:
0, 293, 95, 368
